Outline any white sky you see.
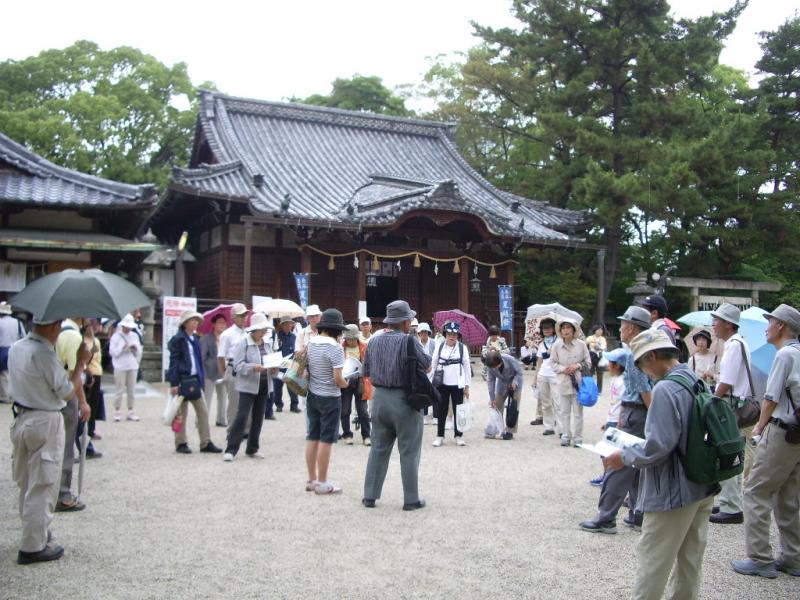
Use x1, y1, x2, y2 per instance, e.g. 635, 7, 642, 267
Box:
1, 0, 797, 111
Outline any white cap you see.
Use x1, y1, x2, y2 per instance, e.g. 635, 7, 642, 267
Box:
231, 303, 248, 316
359, 316, 371, 325
417, 322, 432, 333
306, 304, 322, 317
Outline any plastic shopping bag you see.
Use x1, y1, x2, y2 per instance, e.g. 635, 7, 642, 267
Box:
456, 402, 474, 433
484, 407, 504, 438
161, 392, 182, 426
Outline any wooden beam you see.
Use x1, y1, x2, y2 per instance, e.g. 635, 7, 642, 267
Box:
668, 277, 781, 292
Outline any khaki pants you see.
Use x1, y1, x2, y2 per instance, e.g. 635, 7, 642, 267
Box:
717, 425, 755, 513
536, 376, 558, 432
0, 370, 9, 402
175, 397, 211, 449
556, 390, 583, 442
744, 422, 800, 567
632, 495, 714, 600
11, 410, 64, 553
204, 377, 227, 425
113, 368, 137, 411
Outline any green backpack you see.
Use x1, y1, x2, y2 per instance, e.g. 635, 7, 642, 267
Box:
665, 373, 745, 485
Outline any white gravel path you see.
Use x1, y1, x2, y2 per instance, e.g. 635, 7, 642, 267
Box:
0, 368, 794, 599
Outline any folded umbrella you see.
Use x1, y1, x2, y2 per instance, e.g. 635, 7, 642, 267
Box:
10, 269, 150, 321
525, 303, 583, 326
432, 309, 488, 346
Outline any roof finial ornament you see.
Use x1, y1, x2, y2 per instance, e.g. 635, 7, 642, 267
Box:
510, 200, 520, 212
518, 218, 525, 230
281, 193, 292, 213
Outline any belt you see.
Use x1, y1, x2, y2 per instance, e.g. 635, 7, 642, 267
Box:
621, 402, 647, 409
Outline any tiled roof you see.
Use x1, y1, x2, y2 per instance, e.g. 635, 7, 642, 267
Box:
167, 90, 588, 242
0, 132, 157, 208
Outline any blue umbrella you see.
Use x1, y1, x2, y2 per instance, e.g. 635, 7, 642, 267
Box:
738, 307, 775, 375
677, 311, 714, 328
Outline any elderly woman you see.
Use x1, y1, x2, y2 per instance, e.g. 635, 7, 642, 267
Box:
109, 313, 142, 422
549, 318, 592, 447
484, 350, 524, 440
690, 329, 717, 390
586, 324, 608, 393
202, 314, 228, 427
305, 308, 349, 494
340, 324, 371, 446
167, 311, 223, 455
223, 312, 274, 461
430, 321, 472, 447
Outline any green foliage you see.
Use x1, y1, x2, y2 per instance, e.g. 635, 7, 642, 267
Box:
0, 40, 201, 188
297, 75, 411, 116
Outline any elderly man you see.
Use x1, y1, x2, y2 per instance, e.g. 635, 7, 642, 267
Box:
217, 303, 248, 434
484, 349, 524, 440
580, 306, 652, 533
362, 300, 430, 510
710, 302, 756, 524
732, 304, 800, 578
295, 304, 322, 352
358, 316, 373, 344
10, 317, 90, 564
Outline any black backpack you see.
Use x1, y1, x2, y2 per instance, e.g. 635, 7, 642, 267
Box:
665, 373, 745, 485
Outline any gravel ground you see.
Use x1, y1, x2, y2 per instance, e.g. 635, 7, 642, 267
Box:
0, 368, 794, 599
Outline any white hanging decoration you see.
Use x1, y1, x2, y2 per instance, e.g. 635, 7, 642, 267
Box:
434, 262, 439, 276
473, 263, 478, 276
353, 255, 359, 269
396, 260, 401, 272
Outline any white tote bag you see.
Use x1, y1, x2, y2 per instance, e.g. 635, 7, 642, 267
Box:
455, 402, 474, 432
161, 392, 182, 426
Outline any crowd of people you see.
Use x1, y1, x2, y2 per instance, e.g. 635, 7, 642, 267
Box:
4, 291, 799, 599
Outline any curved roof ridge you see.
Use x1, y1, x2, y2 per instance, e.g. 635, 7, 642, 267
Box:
174, 160, 244, 179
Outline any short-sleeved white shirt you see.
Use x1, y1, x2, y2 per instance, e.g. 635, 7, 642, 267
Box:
217, 325, 246, 361
765, 341, 800, 425
718, 333, 753, 398
536, 335, 557, 379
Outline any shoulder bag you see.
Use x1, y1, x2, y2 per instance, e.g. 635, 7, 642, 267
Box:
733, 339, 760, 428
405, 335, 440, 411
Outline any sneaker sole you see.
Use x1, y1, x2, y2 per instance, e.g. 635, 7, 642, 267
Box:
579, 525, 617, 534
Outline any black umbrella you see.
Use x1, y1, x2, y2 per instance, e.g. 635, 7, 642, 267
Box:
11, 269, 150, 321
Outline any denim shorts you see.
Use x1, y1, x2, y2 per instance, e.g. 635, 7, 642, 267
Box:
306, 391, 341, 444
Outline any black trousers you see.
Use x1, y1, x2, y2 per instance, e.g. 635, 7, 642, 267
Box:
436, 384, 464, 437
341, 382, 370, 439
226, 378, 269, 456
84, 374, 103, 436
590, 352, 605, 393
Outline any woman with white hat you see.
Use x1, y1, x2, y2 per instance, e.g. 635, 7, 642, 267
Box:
109, 313, 142, 421
549, 317, 591, 447
167, 311, 223, 454
224, 312, 274, 461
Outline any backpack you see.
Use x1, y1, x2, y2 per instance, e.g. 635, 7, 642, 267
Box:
664, 373, 745, 485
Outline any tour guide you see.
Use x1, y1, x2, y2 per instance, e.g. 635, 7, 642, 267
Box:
362, 300, 430, 510
10, 317, 90, 564
603, 329, 719, 600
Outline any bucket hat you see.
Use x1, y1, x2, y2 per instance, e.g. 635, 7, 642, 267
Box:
231, 303, 248, 316
764, 303, 800, 334
692, 329, 712, 345
119, 313, 139, 329
618, 306, 651, 329
246, 312, 270, 332
305, 304, 322, 317
318, 308, 347, 331
178, 311, 202, 328
417, 322, 432, 334
711, 303, 740, 326
343, 324, 360, 339
558, 317, 580, 333
410, 318, 419, 328
641, 294, 668, 315
383, 300, 416, 324
630, 329, 675, 363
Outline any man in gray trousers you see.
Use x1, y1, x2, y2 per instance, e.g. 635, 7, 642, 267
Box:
362, 300, 430, 511
579, 306, 652, 533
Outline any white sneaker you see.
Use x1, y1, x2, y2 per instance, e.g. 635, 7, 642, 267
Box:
344, 437, 354, 445
113, 411, 121, 422
432, 437, 443, 447
560, 436, 570, 447
363, 438, 372, 446
445, 418, 453, 430
456, 437, 466, 447
246, 451, 265, 459
315, 481, 342, 495
223, 453, 234, 462
127, 411, 140, 422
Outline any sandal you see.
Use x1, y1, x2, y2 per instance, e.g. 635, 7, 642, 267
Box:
305, 480, 319, 492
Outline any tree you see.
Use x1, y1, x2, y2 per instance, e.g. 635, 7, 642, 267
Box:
298, 75, 411, 116
0, 40, 200, 187
422, 0, 748, 322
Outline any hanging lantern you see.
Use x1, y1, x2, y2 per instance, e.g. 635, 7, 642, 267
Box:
490, 265, 497, 279
453, 261, 460, 274
366, 273, 378, 288
470, 277, 482, 293
328, 256, 335, 270
353, 254, 359, 269
372, 255, 380, 271
414, 254, 421, 268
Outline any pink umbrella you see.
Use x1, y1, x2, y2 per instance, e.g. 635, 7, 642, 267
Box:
198, 304, 252, 335
432, 309, 489, 346
663, 317, 682, 331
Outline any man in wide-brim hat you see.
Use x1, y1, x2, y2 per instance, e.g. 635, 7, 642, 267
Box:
362, 300, 431, 511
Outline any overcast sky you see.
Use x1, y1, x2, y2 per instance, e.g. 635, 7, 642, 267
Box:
1, 1, 797, 111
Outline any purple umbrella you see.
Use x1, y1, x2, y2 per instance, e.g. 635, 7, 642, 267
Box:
433, 309, 489, 346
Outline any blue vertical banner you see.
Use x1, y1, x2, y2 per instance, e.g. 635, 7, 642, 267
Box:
498, 285, 514, 331
294, 273, 309, 310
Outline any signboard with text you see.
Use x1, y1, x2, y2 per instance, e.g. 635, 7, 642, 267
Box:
293, 273, 309, 310
498, 285, 514, 332
161, 295, 197, 380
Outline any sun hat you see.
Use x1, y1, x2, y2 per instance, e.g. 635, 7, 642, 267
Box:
246, 312, 271, 332
602, 348, 628, 364
177, 311, 203, 327
119, 313, 139, 329
442, 321, 460, 334
764, 303, 800, 334
343, 324, 360, 339
0, 302, 12, 315
692, 329, 712, 345
359, 316, 371, 325
383, 300, 416, 324
711, 303, 740, 326
558, 317, 580, 332
417, 322, 432, 333
630, 328, 676, 363
279, 315, 294, 325
317, 308, 347, 331
305, 304, 322, 317
231, 303, 248, 316
618, 306, 651, 329
641, 294, 668, 315
410, 318, 419, 327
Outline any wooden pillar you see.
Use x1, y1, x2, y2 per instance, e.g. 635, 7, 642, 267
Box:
751, 289, 759, 308
690, 287, 699, 312
458, 257, 469, 313
243, 222, 253, 303
357, 250, 366, 306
